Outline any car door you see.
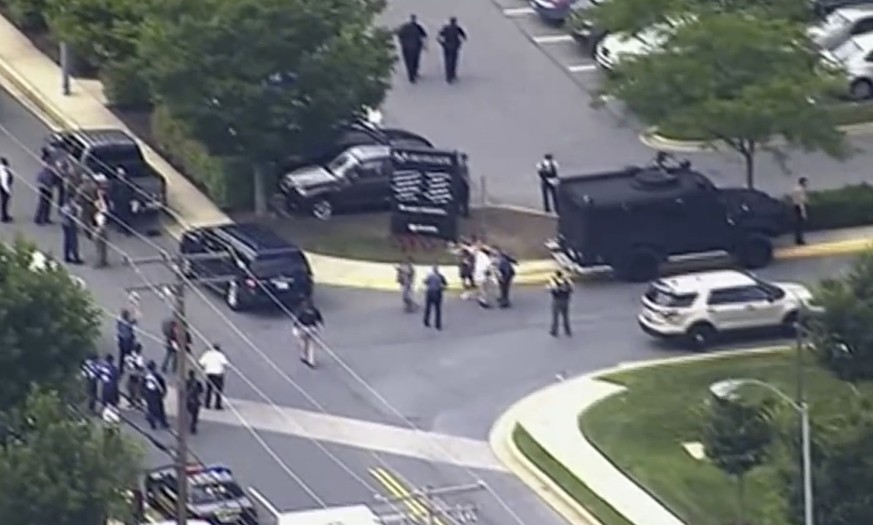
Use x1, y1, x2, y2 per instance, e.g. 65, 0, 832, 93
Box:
198, 231, 233, 285
736, 284, 784, 328
706, 286, 758, 331
353, 158, 393, 208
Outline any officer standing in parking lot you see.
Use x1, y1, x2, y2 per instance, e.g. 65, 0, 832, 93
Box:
547, 270, 573, 337
537, 153, 559, 213
397, 14, 427, 83
791, 176, 809, 245
438, 17, 467, 83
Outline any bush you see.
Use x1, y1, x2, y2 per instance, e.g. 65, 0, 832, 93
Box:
807, 183, 873, 231
100, 56, 151, 109
3, 0, 49, 32
151, 105, 253, 211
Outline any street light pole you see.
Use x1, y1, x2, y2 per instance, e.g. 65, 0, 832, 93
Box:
801, 402, 814, 525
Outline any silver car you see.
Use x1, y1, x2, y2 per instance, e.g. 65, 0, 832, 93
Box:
809, 6, 873, 49
823, 32, 873, 98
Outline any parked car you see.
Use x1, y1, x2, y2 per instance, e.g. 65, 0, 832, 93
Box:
814, 0, 873, 17
532, 0, 600, 24
546, 154, 791, 282
144, 464, 259, 525
568, 5, 608, 53
179, 222, 313, 311
47, 128, 167, 232
637, 270, 813, 349
280, 145, 471, 220
280, 121, 433, 172
822, 32, 873, 98
594, 23, 675, 70
808, 6, 873, 49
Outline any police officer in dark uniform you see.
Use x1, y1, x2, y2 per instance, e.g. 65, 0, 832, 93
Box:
99, 354, 120, 408
547, 270, 574, 337
536, 153, 559, 213
81, 353, 100, 412
111, 167, 134, 236
185, 370, 204, 435
397, 14, 427, 83
437, 17, 467, 83
143, 361, 169, 430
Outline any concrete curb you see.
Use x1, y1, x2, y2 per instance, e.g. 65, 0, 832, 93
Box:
489, 345, 787, 525
639, 122, 873, 153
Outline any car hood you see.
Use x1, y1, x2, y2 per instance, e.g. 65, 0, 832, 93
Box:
283, 166, 339, 190
775, 282, 814, 302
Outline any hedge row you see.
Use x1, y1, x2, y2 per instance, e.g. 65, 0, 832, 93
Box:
807, 183, 873, 231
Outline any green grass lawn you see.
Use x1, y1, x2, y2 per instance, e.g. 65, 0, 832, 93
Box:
512, 425, 633, 525
580, 348, 873, 525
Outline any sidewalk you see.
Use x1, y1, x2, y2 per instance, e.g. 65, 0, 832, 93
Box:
0, 15, 869, 292
488, 347, 781, 525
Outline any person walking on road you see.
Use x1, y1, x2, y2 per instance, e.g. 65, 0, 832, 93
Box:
397, 14, 427, 83
199, 343, 229, 410
116, 308, 137, 374
185, 370, 204, 434
423, 265, 448, 329
124, 343, 145, 409
496, 248, 518, 308
437, 17, 467, 83
0, 157, 13, 222
537, 154, 559, 213
296, 299, 324, 368
60, 198, 83, 264
547, 270, 574, 337
99, 354, 120, 408
34, 158, 55, 225
790, 176, 809, 245
396, 256, 417, 312
93, 194, 110, 268
143, 360, 169, 430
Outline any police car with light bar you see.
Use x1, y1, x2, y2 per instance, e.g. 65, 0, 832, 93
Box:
144, 464, 259, 525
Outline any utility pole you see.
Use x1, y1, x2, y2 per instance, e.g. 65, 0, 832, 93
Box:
125, 250, 232, 525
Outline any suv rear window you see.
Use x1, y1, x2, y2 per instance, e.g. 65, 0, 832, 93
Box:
644, 285, 697, 307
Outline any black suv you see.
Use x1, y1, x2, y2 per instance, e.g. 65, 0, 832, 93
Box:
281, 121, 433, 172
280, 145, 471, 219
547, 154, 791, 282
179, 223, 313, 311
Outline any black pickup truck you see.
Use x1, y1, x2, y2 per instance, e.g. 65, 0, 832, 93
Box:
46, 128, 167, 232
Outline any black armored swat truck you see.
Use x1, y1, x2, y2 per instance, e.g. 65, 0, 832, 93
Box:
547, 154, 792, 282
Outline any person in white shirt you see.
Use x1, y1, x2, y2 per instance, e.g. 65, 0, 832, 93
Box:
199, 343, 229, 410
0, 157, 13, 222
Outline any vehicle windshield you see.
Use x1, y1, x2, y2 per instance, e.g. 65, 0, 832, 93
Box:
250, 252, 309, 277
834, 38, 863, 61
819, 10, 851, 32
189, 481, 244, 505
644, 285, 697, 308
85, 146, 146, 177
756, 280, 786, 300
326, 152, 360, 179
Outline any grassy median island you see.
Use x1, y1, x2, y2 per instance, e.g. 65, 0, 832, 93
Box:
233, 208, 555, 264
512, 425, 633, 525
579, 348, 873, 525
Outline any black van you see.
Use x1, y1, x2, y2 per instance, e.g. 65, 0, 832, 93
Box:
179, 223, 313, 311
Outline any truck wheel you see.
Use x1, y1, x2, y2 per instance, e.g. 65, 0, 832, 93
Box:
616, 248, 661, 282
685, 322, 716, 351
735, 234, 773, 269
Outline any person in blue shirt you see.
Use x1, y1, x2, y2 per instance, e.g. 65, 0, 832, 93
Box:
81, 353, 100, 412
143, 361, 169, 430
496, 248, 518, 308
99, 354, 120, 407
422, 265, 447, 330
116, 308, 137, 374
33, 160, 56, 225
60, 197, 83, 264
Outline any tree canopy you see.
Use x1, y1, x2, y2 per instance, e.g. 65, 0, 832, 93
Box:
0, 389, 141, 525
600, 13, 849, 188
139, 0, 395, 166
702, 396, 773, 478
0, 240, 101, 412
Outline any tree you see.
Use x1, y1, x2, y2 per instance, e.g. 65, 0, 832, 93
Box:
702, 396, 773, 524
600, 13, 849, 188
138, 0, 396, 213
0, 388, 141, 525
0, 240, 101, 412
810, 250, 873, 381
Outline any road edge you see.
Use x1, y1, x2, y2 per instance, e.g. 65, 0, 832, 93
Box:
639, 123, 873, 152
488, 345, 787, 525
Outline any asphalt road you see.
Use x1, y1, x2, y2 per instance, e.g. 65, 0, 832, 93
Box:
0, 82, 860, 525
379, 0, 873, 209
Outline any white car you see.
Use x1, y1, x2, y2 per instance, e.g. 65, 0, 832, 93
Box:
637, 270, 813, 349
808, 6, 873, 50
594, 19, 685, 70
822, 32, 873, 98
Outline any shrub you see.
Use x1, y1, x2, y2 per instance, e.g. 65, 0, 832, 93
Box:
151, 105, 253, 211
3, 0, 49, 32
807, 183, 873, 231
100, 56, 150, 108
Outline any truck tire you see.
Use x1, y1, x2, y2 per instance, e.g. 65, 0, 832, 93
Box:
685, 322, 716, 351
734, 233, 773, 269
615, 247, 661, 282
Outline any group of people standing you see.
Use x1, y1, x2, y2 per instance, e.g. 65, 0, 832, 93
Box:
396, 14, 467, 84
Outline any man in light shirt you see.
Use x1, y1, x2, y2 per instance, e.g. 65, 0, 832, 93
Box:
199, 343, 229, 410
0, 157, 13, 222
790, 176, 808, 245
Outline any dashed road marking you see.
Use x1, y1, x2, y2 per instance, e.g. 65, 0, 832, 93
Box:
503, 6, 536, 16
567, 64, 598, 72
532, 34, 575, 44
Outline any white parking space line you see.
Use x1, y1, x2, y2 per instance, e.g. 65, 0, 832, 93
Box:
503, 6, 536, 16
567, 63, 598, 72
532, 34, 575, 44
